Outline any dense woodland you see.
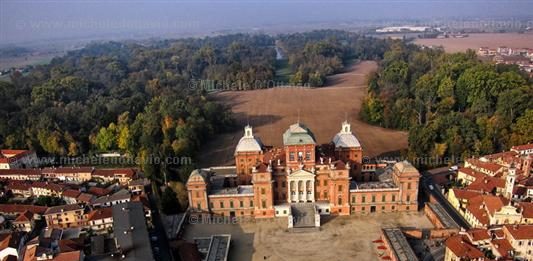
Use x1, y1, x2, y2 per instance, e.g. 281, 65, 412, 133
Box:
0, 31, 388, 185
360, 42, 533, 167
1, 31, 531, 210
278, 30, 389, 86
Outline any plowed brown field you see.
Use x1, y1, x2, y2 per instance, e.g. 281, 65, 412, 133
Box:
198, 61, 408, 167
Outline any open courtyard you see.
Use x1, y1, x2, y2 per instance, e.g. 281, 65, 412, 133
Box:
182, 212, 434, 261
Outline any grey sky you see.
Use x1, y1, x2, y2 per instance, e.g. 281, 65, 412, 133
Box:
1, 0, 532, 45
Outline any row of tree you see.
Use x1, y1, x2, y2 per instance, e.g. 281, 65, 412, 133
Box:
277, 30, 390, 87
360, 42, 533, 167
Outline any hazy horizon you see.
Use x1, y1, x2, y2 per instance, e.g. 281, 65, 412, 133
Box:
1, 0, 533, 45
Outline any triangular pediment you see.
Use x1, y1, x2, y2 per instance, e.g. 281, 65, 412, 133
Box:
288, 169, 315, 178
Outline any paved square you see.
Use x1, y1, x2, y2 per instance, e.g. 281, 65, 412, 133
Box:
183, 212, 433, 261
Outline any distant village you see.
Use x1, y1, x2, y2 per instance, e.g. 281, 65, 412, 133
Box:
0, 149, 157, 261
437, 144, 533, 260
477, 46, 533, 75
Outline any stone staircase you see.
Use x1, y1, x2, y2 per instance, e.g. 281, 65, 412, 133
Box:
289, 203, 320, 232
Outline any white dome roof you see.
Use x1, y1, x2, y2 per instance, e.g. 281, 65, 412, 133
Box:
333, 133, 361, 148
235, 136, 262, 153
332, 121, 361, 148
235, 125, 262, 154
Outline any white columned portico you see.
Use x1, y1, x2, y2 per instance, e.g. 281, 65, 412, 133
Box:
303, 181, 307, 202
287, 169, 315, 203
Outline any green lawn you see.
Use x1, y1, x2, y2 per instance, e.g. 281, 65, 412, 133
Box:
274, 59, 291, 83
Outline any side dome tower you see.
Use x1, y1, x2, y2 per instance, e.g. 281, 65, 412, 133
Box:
235, 125, 263, 185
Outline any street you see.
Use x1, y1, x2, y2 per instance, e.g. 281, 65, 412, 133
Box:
421, 168, 471, 229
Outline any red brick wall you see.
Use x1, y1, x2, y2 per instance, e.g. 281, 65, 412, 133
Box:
284, 144, 316, 169
349, 190, 403, 214
235, 151, 263, 184
252, 171, 275, 218
208, 195, 255, 217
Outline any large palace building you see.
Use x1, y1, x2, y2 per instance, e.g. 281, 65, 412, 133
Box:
187, 122, 420, 226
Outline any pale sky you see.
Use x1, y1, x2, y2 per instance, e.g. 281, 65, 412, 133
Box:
1, 0, 532, 44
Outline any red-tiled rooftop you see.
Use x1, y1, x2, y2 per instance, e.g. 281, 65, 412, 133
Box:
451, 189, 482, 200
491, 239, 513, 257
7, 182, 31, 191
458, 167, 485, 179
61, 189, 81, 198
87, 187, 112, 197
518, 202, 533, 219
466, 159, 504, 173
14, 210, 34, 222
445, 235, 484, 259
44, 204, 84, 215
466, 176, 505, 193
0, 150, 34, 163
87, 207, 113, 221
467, 229, 490, 241
504, 225, 533, 240
511, 143, 533, 151
52, 250, 81, 261
76, 193, 95, 203
0, 204, 48, 215
0, 169, 41, 176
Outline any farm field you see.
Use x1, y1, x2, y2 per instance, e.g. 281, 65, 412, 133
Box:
198, 61, 409, 167
414, 32, 533, 53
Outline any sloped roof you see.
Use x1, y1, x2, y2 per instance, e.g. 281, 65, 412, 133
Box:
14, 210, 34, 223
445, 235, 484, 259
394, 161, 418, 174
504, 225, 533, 240
87, 207, 113, 221
451, 189, 482, 201
511, 143, 533, 151
62, 189, 81, 198
466, 176, 505, 193
44, 204, 83, 216
282, 123, 316, 145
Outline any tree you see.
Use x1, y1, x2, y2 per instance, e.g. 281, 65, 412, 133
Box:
510, 109, 533, 145
94, 123, 117, 152
161, 187, 180, 215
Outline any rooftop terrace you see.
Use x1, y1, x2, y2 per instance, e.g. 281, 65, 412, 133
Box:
382, 228, 417, 261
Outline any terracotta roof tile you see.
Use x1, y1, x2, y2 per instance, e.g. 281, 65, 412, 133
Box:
511, 143, 533, 151
87, 207, 113, 221
52, 250, 81, 261
445, 235, 484, 259
491, 239, 513, 257
504, 225, 533, 240
61, 189, 81, 198
467, 159, 504, 173
451, 189, 482, 200
14, 210, 33, 222
87, 187, 112, 197
518, 202, 533, 219
466, 176, 505, 193
76, 193, 95, 203
44, 204, 84, 216
0, 204, 48, 215
467, 229, 490, 241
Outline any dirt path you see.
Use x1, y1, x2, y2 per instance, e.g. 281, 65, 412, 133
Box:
198, 61, 408, 167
